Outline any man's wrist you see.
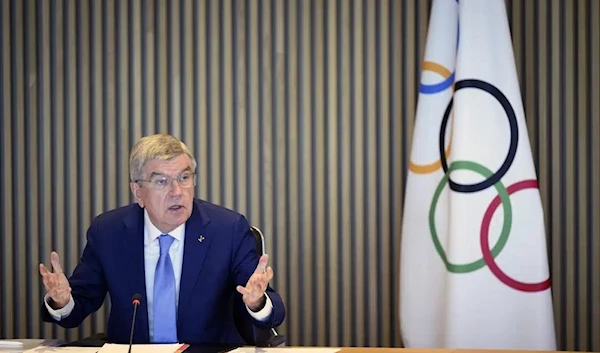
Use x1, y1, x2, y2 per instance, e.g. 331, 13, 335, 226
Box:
48, 297, 69, 310
44, 294, 75, 320
247, 294, 267, 312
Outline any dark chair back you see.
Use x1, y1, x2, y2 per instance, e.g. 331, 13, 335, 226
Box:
251, 226, 266, 257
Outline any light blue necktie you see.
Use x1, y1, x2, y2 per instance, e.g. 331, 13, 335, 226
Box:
153, 234, 178, 343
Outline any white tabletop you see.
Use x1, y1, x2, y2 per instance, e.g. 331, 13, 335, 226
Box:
0, 338, 65, 352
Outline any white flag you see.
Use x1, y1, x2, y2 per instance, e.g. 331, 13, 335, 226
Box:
399, 0, 557, 350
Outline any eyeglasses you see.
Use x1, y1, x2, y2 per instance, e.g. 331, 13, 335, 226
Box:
135, 173, 197, 190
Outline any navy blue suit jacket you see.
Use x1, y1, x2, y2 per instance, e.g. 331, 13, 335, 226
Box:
41, 199, 285, 344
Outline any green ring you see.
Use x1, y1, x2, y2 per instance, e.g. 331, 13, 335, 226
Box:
429, 160, 513, 273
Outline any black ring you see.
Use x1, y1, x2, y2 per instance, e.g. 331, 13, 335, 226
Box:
439, 79, 519, 193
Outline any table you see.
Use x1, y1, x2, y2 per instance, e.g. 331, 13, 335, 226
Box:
0, 340, 588, 353
338, 349, 582, 353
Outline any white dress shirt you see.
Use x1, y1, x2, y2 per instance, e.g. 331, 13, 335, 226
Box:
45, 209, 273, 341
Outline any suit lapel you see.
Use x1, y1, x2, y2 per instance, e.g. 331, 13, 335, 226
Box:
178, 201, 212, 322
122, 206, 150, 343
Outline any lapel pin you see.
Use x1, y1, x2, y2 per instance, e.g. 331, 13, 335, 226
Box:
198, 235, 205, 243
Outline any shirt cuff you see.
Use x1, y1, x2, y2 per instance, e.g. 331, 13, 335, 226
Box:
246, 293, 273, 322
44, 294, 75, 321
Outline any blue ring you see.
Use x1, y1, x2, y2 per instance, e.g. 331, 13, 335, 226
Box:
419, 1, 459, 95
419, 72, 455, 94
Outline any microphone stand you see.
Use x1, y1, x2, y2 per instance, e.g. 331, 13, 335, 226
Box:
128, 295, 141, 353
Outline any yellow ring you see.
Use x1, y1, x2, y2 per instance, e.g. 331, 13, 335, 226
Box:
408, 61, 454, 174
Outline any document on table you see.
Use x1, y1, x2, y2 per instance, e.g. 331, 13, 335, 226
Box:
95, 343, 189, 353
23, 348, 100, 353
226, 348, 341, 353
22, 344, 189, 353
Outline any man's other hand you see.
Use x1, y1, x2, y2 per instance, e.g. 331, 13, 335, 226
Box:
39, 251, 71, 309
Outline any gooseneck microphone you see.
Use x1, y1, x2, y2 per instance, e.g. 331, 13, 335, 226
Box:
128, 293, 142, 353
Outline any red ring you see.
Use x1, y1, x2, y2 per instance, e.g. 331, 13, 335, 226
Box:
480, 179, 551, 292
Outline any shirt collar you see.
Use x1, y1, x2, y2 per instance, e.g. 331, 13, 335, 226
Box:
144, 209, 186, 245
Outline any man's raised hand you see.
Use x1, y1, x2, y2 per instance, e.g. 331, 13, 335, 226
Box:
39, 251, 71, 309
236, 254, 274, 311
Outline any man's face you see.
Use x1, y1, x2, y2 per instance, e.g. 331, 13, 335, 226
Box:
130, 154, 195, 233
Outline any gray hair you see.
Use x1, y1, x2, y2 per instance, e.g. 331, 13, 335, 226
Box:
129, 134, 197, 181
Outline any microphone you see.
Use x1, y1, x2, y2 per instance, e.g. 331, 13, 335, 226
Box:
128, 293, 142, 353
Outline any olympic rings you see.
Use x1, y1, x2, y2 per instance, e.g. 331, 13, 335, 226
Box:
409, 61, 454, 174
419, 61, 455, 94
480, 179, 552, 292
424, 77, 550, 292
429, 160, 511, 273
439, 79, 519, 193
409, 124, 453, 174
410, 7, 458, 173
415, 12, 549, 291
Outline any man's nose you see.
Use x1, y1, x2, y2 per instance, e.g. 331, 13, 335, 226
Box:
169, 179, 183, 195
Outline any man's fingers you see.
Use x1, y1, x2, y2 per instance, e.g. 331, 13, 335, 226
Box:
45, 277, 61, 293
41, 259, 71, 303
241, 263, 274, 304
43, 272, 56, 286
41, 275, 52, 290
254, 254, 269, 274
39, 263, 51, 277
246, 274, 271, 293
50, 251, 64, 274
236, 285, 252, 297
41, 268, 70, 294
265, 266, 274, 280
245, 268, 273, 288
258, 272, 272, 289
254, 267, 273, 286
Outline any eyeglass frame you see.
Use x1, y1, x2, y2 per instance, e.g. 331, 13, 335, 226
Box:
134, 172, 197, 190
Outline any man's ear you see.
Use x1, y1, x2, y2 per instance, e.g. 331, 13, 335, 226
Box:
130, 182, 144, 208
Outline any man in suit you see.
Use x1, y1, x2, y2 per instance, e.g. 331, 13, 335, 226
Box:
39, 133, 285, 345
